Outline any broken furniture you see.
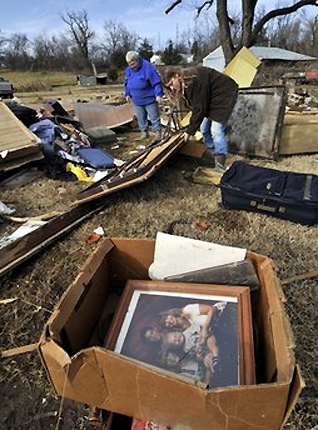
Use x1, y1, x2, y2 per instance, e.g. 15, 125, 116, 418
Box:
0, 101, 43, 171
73, 133, 185, 205
39, 236, 303, 430
279, 112, 318, 155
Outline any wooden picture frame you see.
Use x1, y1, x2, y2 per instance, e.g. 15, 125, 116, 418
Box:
105, 280, 255, 389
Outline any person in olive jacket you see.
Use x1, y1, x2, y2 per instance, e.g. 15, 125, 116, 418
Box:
164, 66, 238, 168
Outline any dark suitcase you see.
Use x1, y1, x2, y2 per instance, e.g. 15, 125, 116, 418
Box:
220, 161, 318, 225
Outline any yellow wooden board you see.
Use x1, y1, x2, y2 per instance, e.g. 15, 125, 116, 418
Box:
224, 47, 261, 88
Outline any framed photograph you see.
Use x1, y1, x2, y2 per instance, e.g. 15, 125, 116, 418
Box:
105, 280, 255, 389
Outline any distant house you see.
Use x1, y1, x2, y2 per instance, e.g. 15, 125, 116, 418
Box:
150, 54, 164, 66
203, 46, 316, 71
180, 53, 194, 64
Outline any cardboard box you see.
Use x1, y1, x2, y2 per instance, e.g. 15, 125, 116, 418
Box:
39, 238, 303, 430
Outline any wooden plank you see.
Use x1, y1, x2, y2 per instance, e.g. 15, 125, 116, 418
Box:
0, 200, 105, 277
0, 168, 44, 189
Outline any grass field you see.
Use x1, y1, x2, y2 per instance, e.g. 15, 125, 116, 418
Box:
1, 70, 78, 91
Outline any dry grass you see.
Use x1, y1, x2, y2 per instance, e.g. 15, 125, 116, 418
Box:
0, 70, 77, 91
0, 129, 318, 428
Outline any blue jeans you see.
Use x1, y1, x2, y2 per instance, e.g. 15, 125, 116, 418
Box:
134, 102, 161, 132
200, 118, 227, 155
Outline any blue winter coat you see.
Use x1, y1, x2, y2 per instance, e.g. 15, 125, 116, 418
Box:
124, 59, 163, 106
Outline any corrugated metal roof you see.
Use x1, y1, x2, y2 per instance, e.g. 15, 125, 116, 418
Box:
251, 46, 316, 61
203, 46, 316, 63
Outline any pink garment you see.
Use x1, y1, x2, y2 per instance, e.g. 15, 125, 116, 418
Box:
131, 418, 171, 430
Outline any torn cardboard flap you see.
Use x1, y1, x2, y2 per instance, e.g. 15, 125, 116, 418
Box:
39, 237, 303, 430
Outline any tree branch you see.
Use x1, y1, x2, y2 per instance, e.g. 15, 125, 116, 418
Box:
165, 0, 182, 14
196, 1, 214, 17
216, 0, 234, 63
250, 0, 318, 46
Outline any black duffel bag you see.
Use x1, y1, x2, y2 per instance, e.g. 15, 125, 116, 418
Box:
220, 161, 318, 225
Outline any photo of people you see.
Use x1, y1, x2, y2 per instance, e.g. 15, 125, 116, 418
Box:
114, 290, 239, 389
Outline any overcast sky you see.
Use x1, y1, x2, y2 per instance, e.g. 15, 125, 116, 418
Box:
0, 0, 317, 49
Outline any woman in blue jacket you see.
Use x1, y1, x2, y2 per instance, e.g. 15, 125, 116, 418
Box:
124, 51, 163, 141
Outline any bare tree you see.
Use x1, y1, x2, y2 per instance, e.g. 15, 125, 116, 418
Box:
103, 20, 139, 54
301, 13, 318, 56
102, 20, 139, 68
61, 10, 95, 71
0, 30, 7, 56
165, 0, 318, 63
5, 33, 31, 70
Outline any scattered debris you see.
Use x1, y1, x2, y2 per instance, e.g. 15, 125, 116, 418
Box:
0, 200, 15, 215
0, 200, 105, 277
0, 220, 47, 249
195, 220, 210, 232
86, 232, 101, 244
281, 269, 318, 285
74, 133, 185, 205
74, 102, 135, 130
4, 211, 62, 223
0, 297, 18, 305
1, 342, 40, 358
93, 226, 104, 236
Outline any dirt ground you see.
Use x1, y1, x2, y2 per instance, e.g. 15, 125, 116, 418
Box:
1, 89, 318, 429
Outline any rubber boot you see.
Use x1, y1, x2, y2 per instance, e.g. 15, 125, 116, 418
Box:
141, 130, 149, 139
215, 154, 226, 172
201, 148, 215, 167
